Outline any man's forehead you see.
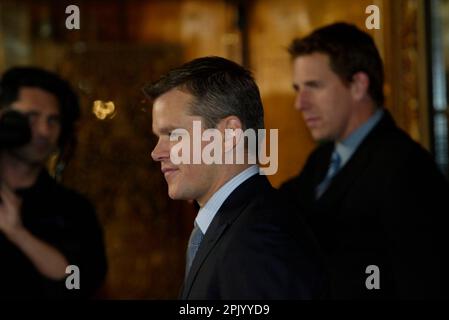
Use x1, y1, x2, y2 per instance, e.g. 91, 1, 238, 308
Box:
152, 108, 204, 136
295, 52, 330, 63
152, 89, 193, 119
13, 86, 60, 114
153, 88, 194, 109
293, 53, 335, 79
12, 103, 61, 116
17, 86, 57, 99
152, 110, 196, 133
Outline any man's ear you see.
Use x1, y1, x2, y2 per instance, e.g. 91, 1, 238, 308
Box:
350, 72, 370, 101
216, 116, 243, 152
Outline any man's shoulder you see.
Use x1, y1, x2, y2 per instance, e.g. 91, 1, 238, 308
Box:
223, 183, 324, 276
56, 183, 93, 206
366, 119, 436, 169
37, 171, 95, 211
229, 181, 304, 241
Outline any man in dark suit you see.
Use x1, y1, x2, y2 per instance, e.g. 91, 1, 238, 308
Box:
145, 56, 326, 299
0, 67, 107, 299
280, 22, 449, 299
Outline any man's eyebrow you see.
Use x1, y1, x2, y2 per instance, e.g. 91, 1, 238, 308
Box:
304, 80, 321, 86
48, 114, 61, 120
154, 125, 182, 135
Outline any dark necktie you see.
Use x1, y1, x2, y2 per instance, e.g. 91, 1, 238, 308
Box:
316, 150, 341, 198
185, 222, 204, 279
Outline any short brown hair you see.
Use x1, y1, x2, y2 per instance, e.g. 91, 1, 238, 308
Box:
143, 56, 264, 131
289, 22, 384, 107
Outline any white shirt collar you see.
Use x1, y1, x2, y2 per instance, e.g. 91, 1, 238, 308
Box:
195, 165, 260, 234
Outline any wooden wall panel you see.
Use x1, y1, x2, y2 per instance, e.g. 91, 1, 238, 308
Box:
0, 0, 433, 299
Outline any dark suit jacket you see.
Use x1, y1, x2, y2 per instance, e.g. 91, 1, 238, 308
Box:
280, 110, 449, 299
180, 174, 327, 300
0, 170, 107, 299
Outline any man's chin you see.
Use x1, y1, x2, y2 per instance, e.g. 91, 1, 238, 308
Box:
168, 187, 194, 201
311, 133, 325, 142
167, 186, 179, 200
9, 149, 50, 166
25, 152, 51, 164
168, 191, 184, 200
310, 131, 333, 143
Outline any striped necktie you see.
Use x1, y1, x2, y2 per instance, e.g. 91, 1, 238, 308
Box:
316, 150, 341, 199
185, 221, 204, 279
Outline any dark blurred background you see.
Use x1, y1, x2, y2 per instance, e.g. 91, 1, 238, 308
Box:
0, 0, 448, 298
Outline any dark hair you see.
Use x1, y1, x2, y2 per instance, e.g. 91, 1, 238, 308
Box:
0, 66, 80, 149
143, 56, 264, 131
289, 22, 385, 107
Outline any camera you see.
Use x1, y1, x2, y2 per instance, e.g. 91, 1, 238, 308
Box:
0, 110, 32, 149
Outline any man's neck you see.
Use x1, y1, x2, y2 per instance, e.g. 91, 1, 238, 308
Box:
337, 102, 379, 142
0, 153, 42, 189
196, 164, 253, 207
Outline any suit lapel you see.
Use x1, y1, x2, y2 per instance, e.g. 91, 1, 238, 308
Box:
180, 175, 272, 299
311, 143, 334, 188
317, 142, 373, 210
180, 220, 229, 299
314, 111, 397, 212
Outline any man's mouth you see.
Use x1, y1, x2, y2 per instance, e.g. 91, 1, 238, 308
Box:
304, 116, 320, 127
161, 167, 179, 179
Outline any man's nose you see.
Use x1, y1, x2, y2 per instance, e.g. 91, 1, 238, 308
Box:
34, 119, 51, 137
151, 139, 169, 162
294, 91, 305, 111
294, 91, 308, 111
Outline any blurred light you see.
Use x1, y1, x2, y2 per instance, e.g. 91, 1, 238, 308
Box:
93, 100, 116, 120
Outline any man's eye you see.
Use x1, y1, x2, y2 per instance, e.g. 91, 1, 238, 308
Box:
27, 113, 38, 122
309, 82, 322, 88
48, 117, 61, 125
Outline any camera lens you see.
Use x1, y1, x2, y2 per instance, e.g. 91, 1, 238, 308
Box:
0, 110, 32, 148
